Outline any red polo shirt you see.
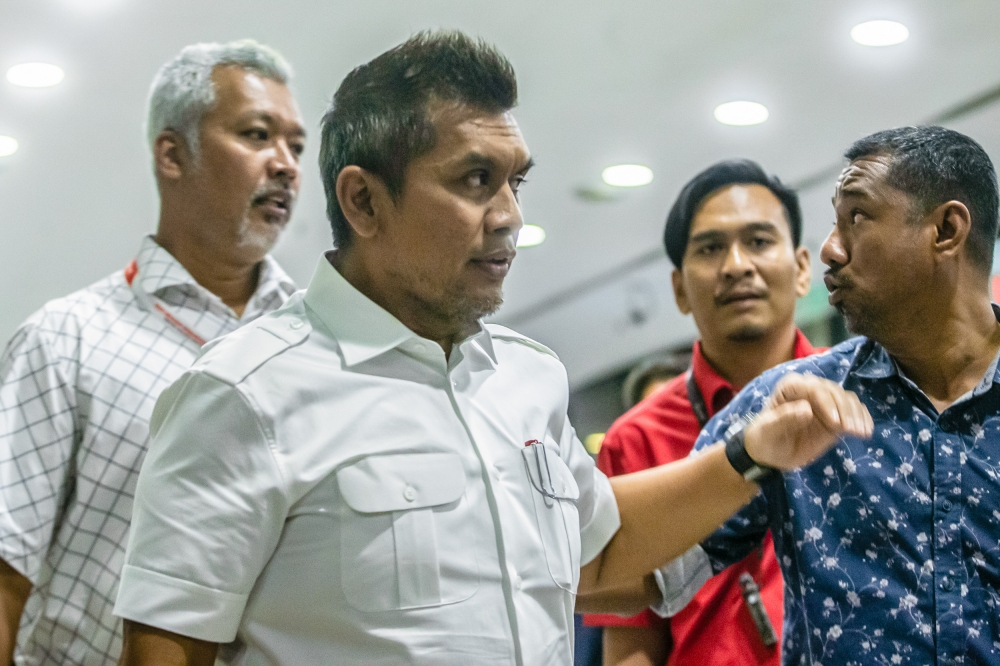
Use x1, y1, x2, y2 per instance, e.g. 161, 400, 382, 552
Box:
584, 330, 817, 666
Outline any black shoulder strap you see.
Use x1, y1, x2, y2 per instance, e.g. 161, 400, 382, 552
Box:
685, 367, 711, 429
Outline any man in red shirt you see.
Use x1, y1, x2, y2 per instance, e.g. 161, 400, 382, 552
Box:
583, 159, 817, 666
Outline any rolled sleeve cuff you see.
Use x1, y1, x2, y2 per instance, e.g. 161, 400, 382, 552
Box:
649, 545, 713, 618
113, 565, 248, 643
580, 470, 621, 566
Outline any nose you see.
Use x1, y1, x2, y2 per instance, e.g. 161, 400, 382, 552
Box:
268, 140, 301, 185
720, 242, 753, 280
487, 181, 524, 240
820, 225, 847, 268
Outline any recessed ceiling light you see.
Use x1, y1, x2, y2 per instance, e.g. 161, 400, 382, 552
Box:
516, 224, 546, 248
0, 136, 19, 157
714, 101, 769, 126
602, 164, 653, 188
851, 20, 909, 47
7, 63, 65, 88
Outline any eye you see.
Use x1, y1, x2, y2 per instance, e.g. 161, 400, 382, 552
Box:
243, 128, 269, 142
697, 243, 723, 256
510, 174, 529, 197
851, 209, 866, 225
465, 170, 489, 188
748, 235, 775, 250
290, 141, 305, 158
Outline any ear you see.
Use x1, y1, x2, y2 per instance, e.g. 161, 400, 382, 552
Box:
336, 166, 393, 240
152, 130, 190, 181
793, 246, 811, 298
931, 200, 972, 262
671, 268, 692, 315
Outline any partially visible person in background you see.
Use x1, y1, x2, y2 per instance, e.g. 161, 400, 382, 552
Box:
583, 159, 817, 666
622, 355, 689, 410
0, 40, 303, 665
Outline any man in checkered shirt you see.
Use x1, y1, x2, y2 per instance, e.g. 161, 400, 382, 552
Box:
0, 40, 305, 665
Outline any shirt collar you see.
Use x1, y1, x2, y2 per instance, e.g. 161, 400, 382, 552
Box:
692, 329, 816, 418
134, 235, 296, 302
304, 253, 420, 367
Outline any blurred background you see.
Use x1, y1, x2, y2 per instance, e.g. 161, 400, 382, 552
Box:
3, 0, 1000, 441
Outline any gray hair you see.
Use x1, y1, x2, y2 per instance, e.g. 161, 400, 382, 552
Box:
146, 39, 293, 161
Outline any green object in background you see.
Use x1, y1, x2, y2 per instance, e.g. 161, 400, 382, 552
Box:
795, 287, 833, 325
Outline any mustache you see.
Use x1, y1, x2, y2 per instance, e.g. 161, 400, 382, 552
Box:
251, 183, 297, 208
714, 286, 768, 306
823, 269, 852, 290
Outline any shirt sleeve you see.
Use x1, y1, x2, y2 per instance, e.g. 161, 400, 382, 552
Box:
558, 416, 620, 566
113, 371, 289, 643
691, 378, 773, 573
0, 322, 77, 583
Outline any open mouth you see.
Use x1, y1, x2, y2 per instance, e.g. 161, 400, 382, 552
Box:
252, 189, 293, 219
470, 251, 515, 279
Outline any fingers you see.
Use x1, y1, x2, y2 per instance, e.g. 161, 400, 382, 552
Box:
768, 374, 873, 438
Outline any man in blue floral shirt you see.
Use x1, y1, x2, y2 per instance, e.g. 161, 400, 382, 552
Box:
655, 126, 1000, 666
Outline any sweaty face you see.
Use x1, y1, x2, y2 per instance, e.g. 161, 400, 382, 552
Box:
674, 184, 810, 345
822, 156, 926, 339
378, 104, 532, 327
188, 66, 305, 264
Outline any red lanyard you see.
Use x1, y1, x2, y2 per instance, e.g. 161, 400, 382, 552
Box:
124, 259, 207, 346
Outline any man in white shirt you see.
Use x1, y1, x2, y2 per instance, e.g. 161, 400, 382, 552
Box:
114, 31, 871, 666
0, 40, 305, 665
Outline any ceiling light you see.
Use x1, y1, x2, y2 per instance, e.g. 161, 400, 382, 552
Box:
7, 63, 65, 88
602, 164, 653, 188
714, 101, 769, 126
851, 20, 909, 47
516, 224, 546, 248
0, 136, 18, 157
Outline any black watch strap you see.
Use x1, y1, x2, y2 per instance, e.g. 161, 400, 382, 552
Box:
725, 425, 778, 483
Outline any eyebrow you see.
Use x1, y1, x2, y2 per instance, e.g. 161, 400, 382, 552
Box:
243, 111, 307, 137
689, 221, 781, 244
457, 152, 535, 174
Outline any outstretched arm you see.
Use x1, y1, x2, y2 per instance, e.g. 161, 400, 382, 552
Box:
118, 621, 218, 666
579, 373, 872, 596
0, 558, 31, 663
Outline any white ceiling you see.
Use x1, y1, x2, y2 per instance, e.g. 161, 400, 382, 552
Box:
3, 0, 1000, 386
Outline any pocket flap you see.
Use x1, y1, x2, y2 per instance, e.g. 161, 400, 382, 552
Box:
338, 452, 466, 513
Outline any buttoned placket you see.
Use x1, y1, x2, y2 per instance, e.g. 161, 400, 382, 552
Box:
404, 337, 526, 666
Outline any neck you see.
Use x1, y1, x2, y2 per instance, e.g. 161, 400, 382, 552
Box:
881, 289, 1000, 412
700, 324, 799, 390
153, 229, 259, 318
332, 249, 472, 359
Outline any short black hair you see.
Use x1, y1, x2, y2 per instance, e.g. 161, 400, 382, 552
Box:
663, 159, 802, 268
319, 30, 518, 248
845, 126, 999, 271
621, 354, 687, 409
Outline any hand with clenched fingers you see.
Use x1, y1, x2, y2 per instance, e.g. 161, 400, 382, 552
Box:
742, 373, 874, 471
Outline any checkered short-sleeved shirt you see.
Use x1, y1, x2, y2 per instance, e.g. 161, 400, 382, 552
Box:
0, 235, 295, 665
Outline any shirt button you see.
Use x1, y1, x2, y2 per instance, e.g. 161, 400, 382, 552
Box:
940, 578, 955, 592
403, 485, 417, 502
289, 319, 304, 330
942, 499, 953, 512
514, 574, 523, 590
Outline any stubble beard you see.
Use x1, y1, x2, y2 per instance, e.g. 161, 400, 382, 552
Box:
726, 324, 770, 343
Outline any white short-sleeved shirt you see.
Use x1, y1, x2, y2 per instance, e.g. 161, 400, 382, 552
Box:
0, 236, 295, 665
114, 254, 621, 666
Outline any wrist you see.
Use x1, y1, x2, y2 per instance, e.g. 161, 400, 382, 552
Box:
724, 419, 778, 484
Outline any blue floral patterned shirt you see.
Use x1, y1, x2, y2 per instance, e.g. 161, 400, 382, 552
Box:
694, 335, 1000, 666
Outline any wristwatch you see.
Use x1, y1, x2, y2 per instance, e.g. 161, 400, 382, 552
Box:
724, 421, 779, 483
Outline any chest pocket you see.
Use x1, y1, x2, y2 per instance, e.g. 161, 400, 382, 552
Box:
337, 452, 480, 611
521, 440, 582, 591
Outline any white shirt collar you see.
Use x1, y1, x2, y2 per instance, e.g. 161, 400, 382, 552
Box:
303, 252, 497, 368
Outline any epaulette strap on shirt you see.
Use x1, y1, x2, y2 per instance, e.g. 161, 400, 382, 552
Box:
201, 315, 311, 386
486, 324, 559, 360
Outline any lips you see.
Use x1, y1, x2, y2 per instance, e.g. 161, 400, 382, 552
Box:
716, 288, 767, 306
252, 187, 294, 221
470, 249, 516, 280
824, 272, 847, 304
